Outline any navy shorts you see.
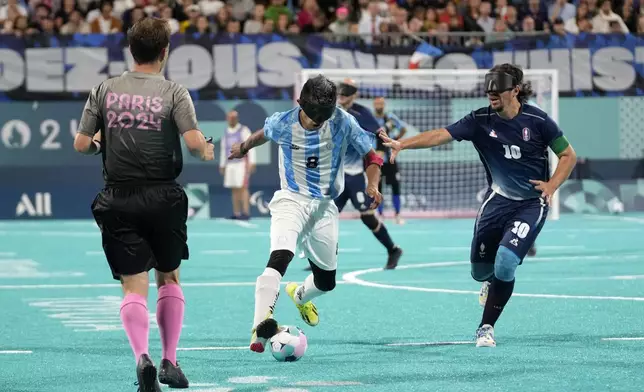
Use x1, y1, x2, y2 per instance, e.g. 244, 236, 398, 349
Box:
335, 173, 371, 213
471, 190, 548, 265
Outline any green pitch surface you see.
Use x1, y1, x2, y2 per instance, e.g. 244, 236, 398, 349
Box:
1, 215, 644, 392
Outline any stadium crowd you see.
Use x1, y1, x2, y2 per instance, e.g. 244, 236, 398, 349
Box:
0, 0, 641, 37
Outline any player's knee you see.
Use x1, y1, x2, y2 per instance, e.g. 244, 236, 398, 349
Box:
494, 246, 521, 282
309, 261, 336, 292
266, 249, 294, 276
360, 213, 380, 231
471, 263, 494, 282
155, 269, 180, 287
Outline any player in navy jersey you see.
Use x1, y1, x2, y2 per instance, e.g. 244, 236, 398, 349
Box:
380, 64, 577, 347
227, 75, 384, 353
335, 79, 403, 269
373, 97, 407, 224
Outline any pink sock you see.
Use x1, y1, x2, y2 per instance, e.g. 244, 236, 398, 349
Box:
157, 284, 185, 365
120, 293, 150, 361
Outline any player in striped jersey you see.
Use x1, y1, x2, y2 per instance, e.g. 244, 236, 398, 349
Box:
227, 75, 384, 353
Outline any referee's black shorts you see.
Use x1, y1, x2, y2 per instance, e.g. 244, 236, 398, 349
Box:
91, 184, 189, 281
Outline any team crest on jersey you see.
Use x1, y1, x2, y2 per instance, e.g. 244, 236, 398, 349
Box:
522, 128, 530, 141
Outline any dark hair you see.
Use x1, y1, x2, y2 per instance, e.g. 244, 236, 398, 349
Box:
490, 63, 534, 103
300, 74, 337, 107
127, 18, 171, 65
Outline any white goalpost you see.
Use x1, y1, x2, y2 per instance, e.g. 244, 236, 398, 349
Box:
294, 68, 560, 220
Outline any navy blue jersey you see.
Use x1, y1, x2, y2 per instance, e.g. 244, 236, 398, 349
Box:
344, 102, 380, 175
446, 104, 563, 200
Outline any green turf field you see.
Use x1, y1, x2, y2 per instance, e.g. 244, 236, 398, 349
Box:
1, 214, 643, 392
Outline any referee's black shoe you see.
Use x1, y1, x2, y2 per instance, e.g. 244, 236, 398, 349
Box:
385, 247, 403, 270
159, 359, 189, 389
135, 354, 162, 392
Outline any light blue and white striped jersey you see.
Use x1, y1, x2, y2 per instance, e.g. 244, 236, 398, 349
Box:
344, 103, 380, 176
264, 107, 374, 199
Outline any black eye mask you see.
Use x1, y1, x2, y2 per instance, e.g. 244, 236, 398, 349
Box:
338, 83, 358, 97
484, 72, 516, 94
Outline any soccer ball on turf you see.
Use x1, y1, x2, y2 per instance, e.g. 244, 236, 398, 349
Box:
269, 326, 308, 362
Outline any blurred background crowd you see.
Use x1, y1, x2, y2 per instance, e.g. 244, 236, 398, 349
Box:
0, 0, 641, 39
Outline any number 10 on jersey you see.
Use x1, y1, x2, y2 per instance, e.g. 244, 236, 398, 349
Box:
503, 144, 521, 159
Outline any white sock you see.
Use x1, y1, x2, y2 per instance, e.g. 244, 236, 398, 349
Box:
294, 273, 325, 305
253, 268, 282, 329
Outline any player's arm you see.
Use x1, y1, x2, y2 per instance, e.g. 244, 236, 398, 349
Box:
530, 117, 577, 201
548, 139, 577, 190
173, 87, 214, 161
347, 114, 384, 208
230, 112, 281, 159
238, 129, 268, 155
74, 86, 103, 155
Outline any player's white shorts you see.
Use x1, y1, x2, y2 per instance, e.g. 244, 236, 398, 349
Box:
268, 190, 339, 271
223, 161, 248, 189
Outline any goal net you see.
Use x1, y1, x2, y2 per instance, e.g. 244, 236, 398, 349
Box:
294, 68, 560, 220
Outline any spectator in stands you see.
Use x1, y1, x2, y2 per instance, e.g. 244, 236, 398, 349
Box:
40, 14, 56, 33
618, 0, 637, 32
32, 3, 52, 28
0, 0, 27, 25
54, 0, 77, 29
548, 0, 575, 23
243, 3, 264, 33
214, 5, 231, 30
505, 5, 520, 30
12, 15, 34, 35
297, 0, 318, 30
60, 8, 90, 32
495, 0, 508, 18
186, 14, 210, 32
424, 8, 438, 31
564, 2, 588, 33
522, 14, 536, 32
226, 18, 240, 33
200, 0, 223, 16
230, 0, 253, 21
477, 1, 495, 32
328, 6, 350, 34
276, 12, 289, 32
440, 2, 463, 29
121, 0, 144, 31
551, 16, 567, 35
521, 0, 546, 30
180, 4, 201, 32
265, 0, 292, 23
637, 14, 644, 33
161, 6, 179, 33
358, 0, 383, 43
578, 17, 593, 32
592, 0, 628, 32
262, 17, 274, 31
90, 1, 122, 33
586, 0, 599, 17
144, 0, 161, 16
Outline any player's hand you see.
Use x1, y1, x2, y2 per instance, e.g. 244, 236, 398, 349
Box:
228, 142, 247, 160
202, 138, 215, 161
366, 184, 382, 210
529, 179, 556, 205
379, 131, 401, 163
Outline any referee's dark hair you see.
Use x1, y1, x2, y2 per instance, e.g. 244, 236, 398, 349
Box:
490, 63, 534, 103
127, 18, 171, 65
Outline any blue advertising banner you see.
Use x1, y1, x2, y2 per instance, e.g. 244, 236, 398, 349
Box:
1, 33, 643, 100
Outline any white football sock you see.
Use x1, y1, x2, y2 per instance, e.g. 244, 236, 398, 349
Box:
294, 273, 324, 304
253, 268, 282, 329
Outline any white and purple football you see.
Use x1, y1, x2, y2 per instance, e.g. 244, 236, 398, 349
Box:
269, 326, 308, 362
